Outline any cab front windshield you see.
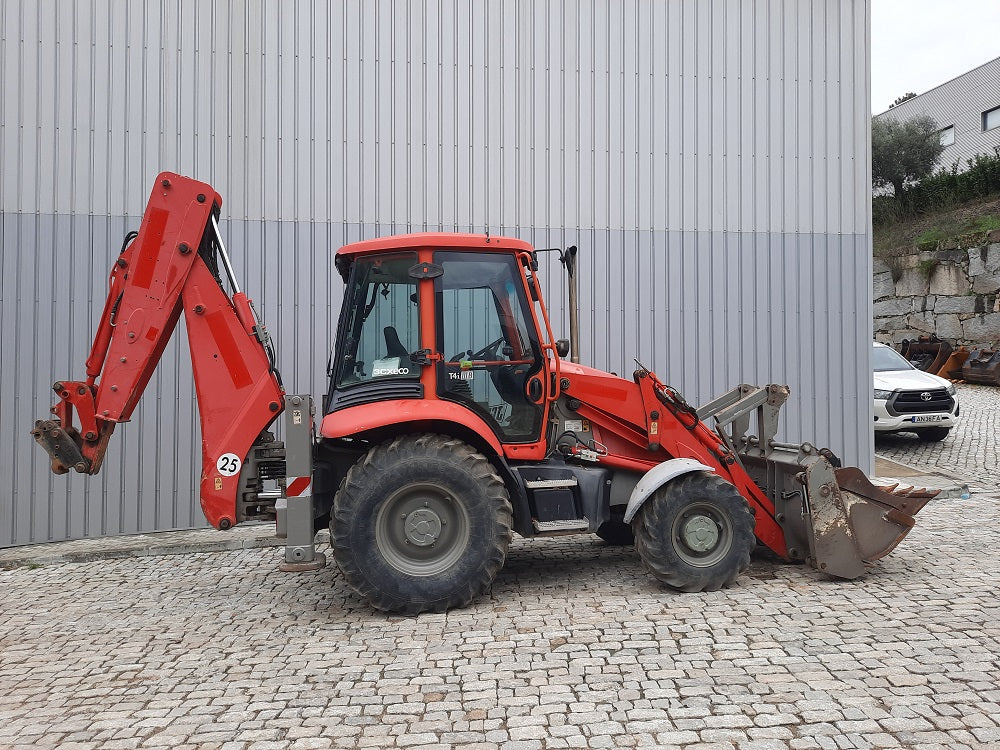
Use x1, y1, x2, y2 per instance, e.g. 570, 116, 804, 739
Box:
872, 344, 914, 372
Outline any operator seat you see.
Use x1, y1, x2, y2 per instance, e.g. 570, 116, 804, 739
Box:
383, 326, 409, 358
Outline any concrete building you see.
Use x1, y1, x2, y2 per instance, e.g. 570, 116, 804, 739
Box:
874, 55, 1000, 172
0, 0, 873, 547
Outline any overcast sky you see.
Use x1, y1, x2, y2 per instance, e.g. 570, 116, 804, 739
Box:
871, 0, 1000, 115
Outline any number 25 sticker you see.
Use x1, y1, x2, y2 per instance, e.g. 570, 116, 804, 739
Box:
216, 453, 242, 477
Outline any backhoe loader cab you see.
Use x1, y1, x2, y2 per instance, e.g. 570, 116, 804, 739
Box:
33, 174, 936, 615
325, 236, 550, 448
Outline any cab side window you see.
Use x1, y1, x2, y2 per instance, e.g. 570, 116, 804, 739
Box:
336, 254, 420, 388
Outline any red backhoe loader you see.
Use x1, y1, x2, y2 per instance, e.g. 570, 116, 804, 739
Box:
32, 173, 934, 614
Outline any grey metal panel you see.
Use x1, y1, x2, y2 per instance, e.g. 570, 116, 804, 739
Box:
1, 0, 872, 545
3, 0, 871, 234
875, 56, 1000, 172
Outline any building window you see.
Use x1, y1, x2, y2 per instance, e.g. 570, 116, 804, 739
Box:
984, 106, 1000, 131
939, 126, 955, 146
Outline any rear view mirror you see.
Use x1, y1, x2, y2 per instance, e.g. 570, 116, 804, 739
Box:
555, 339, 570, 357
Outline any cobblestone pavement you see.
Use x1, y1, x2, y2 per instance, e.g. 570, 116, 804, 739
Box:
3, 489, 1000, 750
875, 383, 1000, 494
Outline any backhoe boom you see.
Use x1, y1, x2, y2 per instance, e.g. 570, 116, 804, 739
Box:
32, 173, 285, 529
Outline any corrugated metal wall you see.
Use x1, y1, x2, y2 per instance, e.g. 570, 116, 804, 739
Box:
0, 0, 873, 547
874, 56, 1000, 173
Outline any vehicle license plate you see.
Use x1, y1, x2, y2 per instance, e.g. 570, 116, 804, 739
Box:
912, 415, 943, 423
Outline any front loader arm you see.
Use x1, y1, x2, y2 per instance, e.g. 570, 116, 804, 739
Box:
32, 172, 285, 529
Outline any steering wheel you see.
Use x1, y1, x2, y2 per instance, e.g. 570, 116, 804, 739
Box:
471, 336, 506, 361
450, 336, 506, 362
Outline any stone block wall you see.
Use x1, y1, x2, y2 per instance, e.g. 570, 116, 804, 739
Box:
873, 238, 1000, 345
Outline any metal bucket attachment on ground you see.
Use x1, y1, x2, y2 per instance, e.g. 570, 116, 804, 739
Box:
742, 448, 938, 580
936, 346, 969, 379
961, 347, 1000, 385
900, 336, 952, 373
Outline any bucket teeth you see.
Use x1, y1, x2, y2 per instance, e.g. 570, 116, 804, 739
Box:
834, 467, 937, 517
797, 465, 939, 580
883, 484, 939, 500
866, 481, 939, 500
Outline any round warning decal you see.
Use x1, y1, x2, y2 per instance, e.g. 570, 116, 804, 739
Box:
216, 453, 242, 477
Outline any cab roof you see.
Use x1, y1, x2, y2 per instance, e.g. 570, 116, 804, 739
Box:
336, 232, 534, 259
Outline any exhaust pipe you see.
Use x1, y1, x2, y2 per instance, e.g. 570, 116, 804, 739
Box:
560, 246, 580, 364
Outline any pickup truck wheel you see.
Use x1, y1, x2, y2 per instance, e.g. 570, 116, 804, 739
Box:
916, 426, 950, 442
632, 472, 755, 592
331, 434, 513, 614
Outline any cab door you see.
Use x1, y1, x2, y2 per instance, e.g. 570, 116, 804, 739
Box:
433, 251, 545, 443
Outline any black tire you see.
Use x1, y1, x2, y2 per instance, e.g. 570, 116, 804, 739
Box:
596, 507, 634, 546
917, 426, 951, 442
331, 434, 513, 614
632, 471, 755, 592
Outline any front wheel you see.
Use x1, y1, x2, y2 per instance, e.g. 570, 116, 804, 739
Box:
331, 434, 513, 614
632, 472, 755, 592
917, 426, 951, 442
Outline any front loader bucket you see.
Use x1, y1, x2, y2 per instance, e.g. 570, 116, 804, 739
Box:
702, 383, 938, 580
799, 462, 937, 579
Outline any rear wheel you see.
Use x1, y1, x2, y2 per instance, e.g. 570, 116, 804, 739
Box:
632, 472, 755, 592
917, 426, 951, 442
331, 434, 512, 614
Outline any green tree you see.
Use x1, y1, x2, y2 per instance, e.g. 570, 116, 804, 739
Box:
871, 115, 945, 197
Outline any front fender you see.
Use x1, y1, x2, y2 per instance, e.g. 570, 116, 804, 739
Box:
622, 458, 715, 524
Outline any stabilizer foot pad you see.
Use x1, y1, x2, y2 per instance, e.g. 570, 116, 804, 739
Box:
279, 552, 327, 572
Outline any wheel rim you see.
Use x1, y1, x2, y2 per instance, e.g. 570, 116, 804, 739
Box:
670, 501, 733, 567
375, 482, 471, 576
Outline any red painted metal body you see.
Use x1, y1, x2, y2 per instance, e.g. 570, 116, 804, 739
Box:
335, 232, 535, 259
321, 399, 505, 456
45, 173, 284, 529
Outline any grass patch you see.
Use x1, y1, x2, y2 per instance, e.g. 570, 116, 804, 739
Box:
971, 214, 1000, 233
873, 195, 1000, 256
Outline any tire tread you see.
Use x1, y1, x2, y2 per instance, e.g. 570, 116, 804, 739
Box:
632, 472, 755, 592
331, 433, 512, 614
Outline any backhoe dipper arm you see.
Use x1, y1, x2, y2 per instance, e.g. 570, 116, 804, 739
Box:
32, 173, 285, 530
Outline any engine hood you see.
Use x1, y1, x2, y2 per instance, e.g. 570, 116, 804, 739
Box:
873, 368, 950, 392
